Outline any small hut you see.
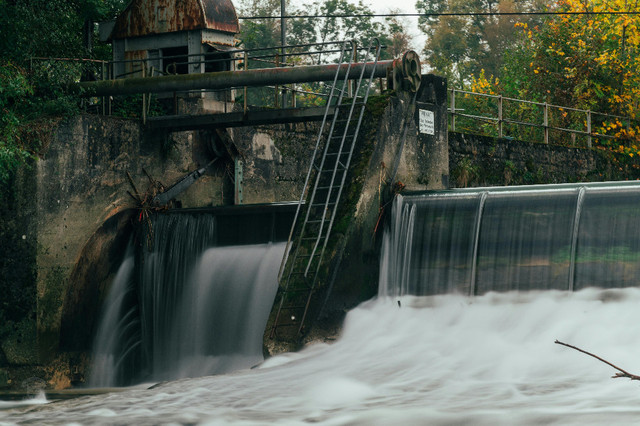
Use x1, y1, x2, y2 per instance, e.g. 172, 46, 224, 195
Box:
101, 0, 240, 108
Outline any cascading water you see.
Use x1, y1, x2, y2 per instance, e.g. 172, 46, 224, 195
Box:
89, 212, 286, 386
380, 182, 640, 297
8, 183, 640, 424
89, 250, 140, 387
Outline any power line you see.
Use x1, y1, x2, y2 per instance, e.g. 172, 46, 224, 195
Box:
239, 11, 640, 20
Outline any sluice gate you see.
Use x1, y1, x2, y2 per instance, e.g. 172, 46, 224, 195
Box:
381, 181, 640, 297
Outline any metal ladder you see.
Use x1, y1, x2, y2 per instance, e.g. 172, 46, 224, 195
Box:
271, 39, 382, 338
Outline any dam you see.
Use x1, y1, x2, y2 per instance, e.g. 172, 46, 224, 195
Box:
3, 0, 640, 420
4, 181, 640, 423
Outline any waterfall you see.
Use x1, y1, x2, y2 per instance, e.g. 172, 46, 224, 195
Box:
380, 182, 640, 296
89, 212, 286, 387
89, 248, 140, 387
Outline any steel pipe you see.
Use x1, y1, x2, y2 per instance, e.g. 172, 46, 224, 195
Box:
76, 60, 395, 97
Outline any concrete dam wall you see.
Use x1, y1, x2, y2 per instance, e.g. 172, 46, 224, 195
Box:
2, 72, 637, 390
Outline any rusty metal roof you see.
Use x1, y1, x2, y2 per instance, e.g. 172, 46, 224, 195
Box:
110, 0, 239, 40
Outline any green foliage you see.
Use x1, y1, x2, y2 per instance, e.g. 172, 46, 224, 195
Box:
237, 0, 400, 62
463, 0, 640, 153
236, 0, 402, 107
0, 0, 128, 183
0, 0, 127, 62
0, 62, 34, 184
416, 0, 546, 86
110, 94, 171, 119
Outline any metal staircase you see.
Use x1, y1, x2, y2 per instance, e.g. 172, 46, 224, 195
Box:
270, 39, 382, 338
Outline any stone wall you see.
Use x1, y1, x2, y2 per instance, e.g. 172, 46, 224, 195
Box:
0, 113, 321, 389
449, 132, 640, 187
6, 81, 639, 389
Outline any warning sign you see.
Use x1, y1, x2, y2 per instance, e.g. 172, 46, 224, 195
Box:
419, 109, 435, 135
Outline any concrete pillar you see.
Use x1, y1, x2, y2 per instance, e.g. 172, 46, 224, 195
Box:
187, 31, 203, 75
414, 74, 450, 189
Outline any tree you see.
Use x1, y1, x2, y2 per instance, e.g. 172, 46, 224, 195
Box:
416, 0, 546, 86
236, 0, 395, 107
236, 0, 394, 63
463, 0, 640, 152
385, 10, 413, 58
498, 0, 640, 145
0, 0, 128, 183
0, 0, 127, 62
505, 0, 640, 113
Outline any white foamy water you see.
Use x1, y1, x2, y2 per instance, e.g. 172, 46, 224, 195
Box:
4, 288, 640, 424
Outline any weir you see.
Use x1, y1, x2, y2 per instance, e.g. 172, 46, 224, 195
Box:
380, 181, 640, 297
88, 205, 293, 386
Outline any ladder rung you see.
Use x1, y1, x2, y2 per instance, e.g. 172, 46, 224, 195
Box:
324, 152, 348, 158
306, 219, 330, 224
311, 202, 336, 207
316, 184, 340, 189
330, 134, 355, 140
283, 287, 311, 293
273, 322, 300, 328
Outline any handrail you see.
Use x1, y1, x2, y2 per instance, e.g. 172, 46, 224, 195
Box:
29, 40, 389, 115
449, 88, 635, 147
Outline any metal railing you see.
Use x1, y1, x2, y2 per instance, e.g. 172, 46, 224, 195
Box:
28, 41, 387, 121
449, 88, 636, 148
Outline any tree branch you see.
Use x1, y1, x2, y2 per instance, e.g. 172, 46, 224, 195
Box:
555, 340, 640, 381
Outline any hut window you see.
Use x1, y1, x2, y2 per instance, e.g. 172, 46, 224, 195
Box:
205, 48, 231, 73
162, 46, 189, 75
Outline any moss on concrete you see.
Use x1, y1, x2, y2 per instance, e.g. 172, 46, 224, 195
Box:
449, 132, 640, 187
0, 161, 38, 367
264, 94, 392, 353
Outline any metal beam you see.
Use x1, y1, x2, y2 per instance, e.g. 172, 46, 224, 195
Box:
76, 61, 393, 97
145, 106, 334, 131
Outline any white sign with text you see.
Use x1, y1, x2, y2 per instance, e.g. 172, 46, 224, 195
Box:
419, 109, 435, 135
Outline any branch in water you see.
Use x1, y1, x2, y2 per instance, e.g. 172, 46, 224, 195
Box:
555, 340, 640, 381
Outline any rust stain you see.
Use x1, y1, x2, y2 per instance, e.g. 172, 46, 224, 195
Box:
124, 50, 148, 77
111, 0, 239, 40
202, 0, 239, 34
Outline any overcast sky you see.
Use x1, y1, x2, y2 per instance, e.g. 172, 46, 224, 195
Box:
354, 0, 424, 52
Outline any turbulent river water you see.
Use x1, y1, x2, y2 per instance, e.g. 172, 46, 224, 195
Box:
4, 288, 640, 425
6, 184, 640, 424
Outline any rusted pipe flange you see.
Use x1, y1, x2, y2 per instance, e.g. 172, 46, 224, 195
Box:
402, 50, 421, 92
391, 50, 422, 93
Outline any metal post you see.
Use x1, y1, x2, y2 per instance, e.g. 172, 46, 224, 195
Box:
498, 95, 503, 138
349, 43, 357, 97
281, 0, 287, 107
234, 158, 244, 205
587, 110, 592, 148
543, 102, 549, 144
142, 62, 147, 125
107, 62, 112, 115
451, 89, 456, 132
173, 91, 178, 115
101, 62, 106, 115
275, 53, 280, 108
243, 51, 248, 114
